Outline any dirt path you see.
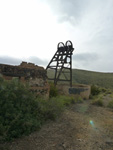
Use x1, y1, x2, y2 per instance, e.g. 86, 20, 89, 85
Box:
1, 100, 113, 150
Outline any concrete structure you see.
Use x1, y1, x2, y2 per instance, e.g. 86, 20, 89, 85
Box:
57, 84, 91, 99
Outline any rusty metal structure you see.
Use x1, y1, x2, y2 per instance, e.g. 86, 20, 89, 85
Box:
46, 40, 74, 87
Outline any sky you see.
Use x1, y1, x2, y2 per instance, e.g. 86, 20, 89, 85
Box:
0, 0, 113, 72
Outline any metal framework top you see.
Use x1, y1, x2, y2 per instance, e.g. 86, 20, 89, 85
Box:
57, 40, 74, 52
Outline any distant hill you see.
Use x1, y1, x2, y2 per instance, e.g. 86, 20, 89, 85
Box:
47, 69, 113, 89
72, 69, 113, 89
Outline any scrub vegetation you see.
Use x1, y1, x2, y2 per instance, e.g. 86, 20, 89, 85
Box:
0, 77, 80, 142
90, 84, 113, 108
0, 69, 113, 149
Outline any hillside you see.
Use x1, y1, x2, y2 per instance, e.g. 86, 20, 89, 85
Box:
72, 69, 113, 89
47, 69, 113, 89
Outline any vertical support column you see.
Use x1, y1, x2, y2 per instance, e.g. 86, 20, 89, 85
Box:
70, 55, 72, 87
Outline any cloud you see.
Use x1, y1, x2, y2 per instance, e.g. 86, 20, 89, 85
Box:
73, 52, 99, 63
45, 0, 113, 26
73, 52, 113, 72
0, 56, 22, 65
27, 56, 48, 67
44, 0, 88, 25
0, 56, 48, 68
72, 52, 99, 71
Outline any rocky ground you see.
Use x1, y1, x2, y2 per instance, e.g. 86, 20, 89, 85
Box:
1, 97, 113, 150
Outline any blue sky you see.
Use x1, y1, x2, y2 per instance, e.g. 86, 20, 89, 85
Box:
0, 0, 113, 72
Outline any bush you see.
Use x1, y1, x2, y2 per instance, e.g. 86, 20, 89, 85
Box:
89, 94, 93, 99
0, 78, 44, 141
107, 100, 113, 109
91, 85, 101, 96
49, 83, 58, 98
105, 90, 112, 94
77, 96, 83, 103
0, 78, 79, 142
57, 95, 74, 106
101, 88, 107, 93
91, 99, 103, 106
38, 96, 76, 121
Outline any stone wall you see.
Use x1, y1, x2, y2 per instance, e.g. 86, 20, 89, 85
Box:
57, 84, 91, 99
0, 62, 49, 98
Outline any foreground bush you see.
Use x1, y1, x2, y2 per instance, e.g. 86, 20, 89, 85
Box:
0, 78, 78, 142
0, 78, 44, 141
38, 95, 80, 121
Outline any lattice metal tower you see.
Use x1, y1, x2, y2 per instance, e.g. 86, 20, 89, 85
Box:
46, 40, 74, 87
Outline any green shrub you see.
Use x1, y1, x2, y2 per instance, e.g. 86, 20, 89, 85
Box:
89, 94, 93, 99
77, 96, 83, 103
107, 100, 113, 109
91, 99, 103, 106
0, 79, 44, 141
101, 88, 107, 93
35, 96, 75, 121
57, 95, 77, 106
49, 83, 58, 98
103, 93, 107, 96
36, 97, 63, 121
0, 78, 78, 142
105, 90, 112, 94
44, 98, 64, 120
91, 85, 101, 96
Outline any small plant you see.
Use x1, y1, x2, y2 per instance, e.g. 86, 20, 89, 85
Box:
105, 90, 112, 94
91, 99, 103, 106
107, 100, 113, 109
109, 94, 113, 98
101, 88, 107, 93
70, 97, 77, 104
38, 97, 64, 121
89, 94, 93, 99
91, 85, 101, 96
56, 95, 75, 106
103, 93, 107, 96
49, 83, 58, 98
77, 96, 83, 103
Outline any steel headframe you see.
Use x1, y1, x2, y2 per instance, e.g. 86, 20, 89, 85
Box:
46, 40, 74, 87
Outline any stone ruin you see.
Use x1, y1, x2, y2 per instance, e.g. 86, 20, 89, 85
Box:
0, 61, 91, 99
0, 62, 49, 98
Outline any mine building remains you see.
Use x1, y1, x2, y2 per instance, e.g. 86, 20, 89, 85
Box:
0, 62, 49, 98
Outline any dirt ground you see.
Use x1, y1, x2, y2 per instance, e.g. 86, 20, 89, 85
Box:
1, 98, 113, 150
